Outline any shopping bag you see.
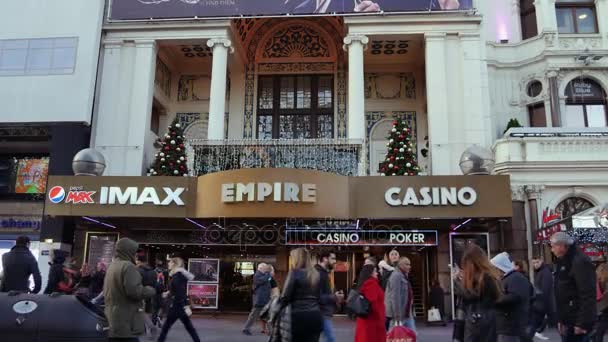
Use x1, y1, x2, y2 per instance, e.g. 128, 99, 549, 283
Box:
387, 324, 416, 342
427, 307, 442, 322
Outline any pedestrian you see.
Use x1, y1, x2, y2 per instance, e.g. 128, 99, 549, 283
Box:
104, 238, 156, 342
153, 258, 169, 326
551, 232, 596, 341
429, 279, 446, 323
453, 244, 502, 342
279, 247, 323, 342
260, 265, 280, 335
379, 249, 400, 290
44, 249, 71, 294
491, 252, 532, 342
529, 257, 556, 340
354, 264, 386, 342
243, 262, 273, 335
136, 250, 159, 340
364, 256, 377, 266
0, 236, 41, 294
157, 255, 200, 342
594, 263, 608, 342
385, 257, 416, 333
89, 262, 107, 299
315, 250, 338, 342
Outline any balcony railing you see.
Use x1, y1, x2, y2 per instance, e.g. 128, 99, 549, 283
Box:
186, 139, 366, 176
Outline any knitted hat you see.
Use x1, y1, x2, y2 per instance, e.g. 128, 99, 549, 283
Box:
490, 252, 514, 274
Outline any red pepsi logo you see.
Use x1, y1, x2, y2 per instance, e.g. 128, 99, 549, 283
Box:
48, 186, 66, 204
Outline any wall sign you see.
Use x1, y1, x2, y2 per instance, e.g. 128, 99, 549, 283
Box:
221, 182, 316, 203
286, 230, 438, 246
384, 186, 477, 206
187, 283, 219, 310
85, 232, 119, 268
0, 216, 41, 232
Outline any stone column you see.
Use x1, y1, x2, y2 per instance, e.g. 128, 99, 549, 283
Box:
509, 185, 528, 263
207, 38, 233, 140
424, 33, 450, 175
93, 39, 157, 175
525, 184, 545, 274
343, 35, 368, 141
547, 70, 561, 127
534, 0, 558, 34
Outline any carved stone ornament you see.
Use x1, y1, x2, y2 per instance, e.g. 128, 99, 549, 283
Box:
525, 184, 546, 200
511, 185, 526, 202
262, 25, 330, 59
544, 32, 557, 47
258, 62, 334, 73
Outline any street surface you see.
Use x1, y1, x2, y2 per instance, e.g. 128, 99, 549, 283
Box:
154, 314, 563, 341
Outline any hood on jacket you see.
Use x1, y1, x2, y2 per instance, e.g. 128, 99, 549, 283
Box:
491, 252, 514, 274
115, 238, 139, 263
50, 250, 67, 265
170, 267, 195, 280
379, 260, 395, 272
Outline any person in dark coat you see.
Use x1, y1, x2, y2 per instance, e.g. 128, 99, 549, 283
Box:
551, 232, 596, 341
315, 250, 337, 342
529, 257, 556, 340
136, 250, 158, 339
243, 263, 273, 335
89, 262, 106, 298
157, 255, 200, 342
429, 279, 446, 322
453, 244, 502, 342
491, 252, 532, 341
279, 248, 323, 342
355, 264, 386, 342
0, 236, 41, 293
594, 263, 608, 342
44, 250, 68, 294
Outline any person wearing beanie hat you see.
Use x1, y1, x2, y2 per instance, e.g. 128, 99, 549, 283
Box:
551, 231, 596, 340
491, 251, 533, 341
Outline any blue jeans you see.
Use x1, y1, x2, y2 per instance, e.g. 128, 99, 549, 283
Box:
322, 317, 336, 342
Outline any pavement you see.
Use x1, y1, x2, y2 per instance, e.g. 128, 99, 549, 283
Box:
153, 314, 564, 341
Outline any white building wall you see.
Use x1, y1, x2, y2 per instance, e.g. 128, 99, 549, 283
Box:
0, 0, 104, 124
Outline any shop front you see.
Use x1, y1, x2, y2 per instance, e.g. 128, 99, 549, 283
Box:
44, 169, 512, 314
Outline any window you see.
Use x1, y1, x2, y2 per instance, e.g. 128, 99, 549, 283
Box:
555, 0, 598, 34
0, 37, 78, 76
527, 80, 543, 98
564, 78, 607, 127
257, 75, 334, 139
520, 0, 538, 40
528, 103, 547, 127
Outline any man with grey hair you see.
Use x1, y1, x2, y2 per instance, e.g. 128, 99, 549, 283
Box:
385, 256, 415, 332
551, 232, 596, 341
243, 263, 272, 336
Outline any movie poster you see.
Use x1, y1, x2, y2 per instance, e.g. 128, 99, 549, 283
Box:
187, 283, 219, 309
188, 258, 220, 283
14, 158, 49, 194
110, 0, 474, 20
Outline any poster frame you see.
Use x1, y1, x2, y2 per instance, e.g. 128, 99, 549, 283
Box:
83, 231, 120, 267
188, 258, 220, 283
449, 232, 490, 320
187, 282, 219, 310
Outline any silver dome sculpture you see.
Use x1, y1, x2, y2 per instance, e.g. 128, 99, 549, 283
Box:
459, 145, 495, 175
72, 148, 106, 176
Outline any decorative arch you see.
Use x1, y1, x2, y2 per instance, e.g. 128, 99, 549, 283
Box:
255, 20, 338, 63
547, 192, 599, 217
559, 71, 608, 98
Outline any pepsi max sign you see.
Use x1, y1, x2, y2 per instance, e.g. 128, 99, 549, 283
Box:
48, 186, 185, 206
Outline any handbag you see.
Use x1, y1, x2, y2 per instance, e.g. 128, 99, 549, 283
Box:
387, 323, 417, 342
345, 289, 370, 317
427, 307, 442, 322
184, 305, 192, 317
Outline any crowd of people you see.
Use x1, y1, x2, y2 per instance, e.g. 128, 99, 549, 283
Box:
3, 231, 608, 341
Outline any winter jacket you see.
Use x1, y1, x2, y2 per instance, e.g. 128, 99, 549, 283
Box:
138, 264, 158, 313
0, 245, 41, 293
533, 263, 556, 320
384, 269, 412, 320
554, 244, 597, 331
355, 278, 386, 342
279, 268, 321, 315
495, 270, 532, 337
252, 270, 272, 308
168, 267, 194, 308
379, 260, 395, 290
89, 270, 105, 298
315, 264, 336, 317
103, 238, 156, 338
455, 273, 500, 342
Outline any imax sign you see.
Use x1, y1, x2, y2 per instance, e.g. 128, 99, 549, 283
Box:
49, 186, 185, 206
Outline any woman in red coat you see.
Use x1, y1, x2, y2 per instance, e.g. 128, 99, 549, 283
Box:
355, 264, 386, 342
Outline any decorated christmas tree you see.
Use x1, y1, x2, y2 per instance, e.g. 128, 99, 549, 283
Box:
148, 119, 189, 176
378, 119, 420, 176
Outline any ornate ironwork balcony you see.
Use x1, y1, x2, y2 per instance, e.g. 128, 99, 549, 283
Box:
186, 139, 366, 176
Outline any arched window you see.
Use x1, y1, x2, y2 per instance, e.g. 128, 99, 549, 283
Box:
520, 0, 538, 40
564, 78, 607, 127
556, 197, 595, 220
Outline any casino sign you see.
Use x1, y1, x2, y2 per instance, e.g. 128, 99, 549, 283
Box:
286, 230, 438, 246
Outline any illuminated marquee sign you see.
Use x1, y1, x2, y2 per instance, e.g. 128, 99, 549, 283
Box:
286, 230, 438, 246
